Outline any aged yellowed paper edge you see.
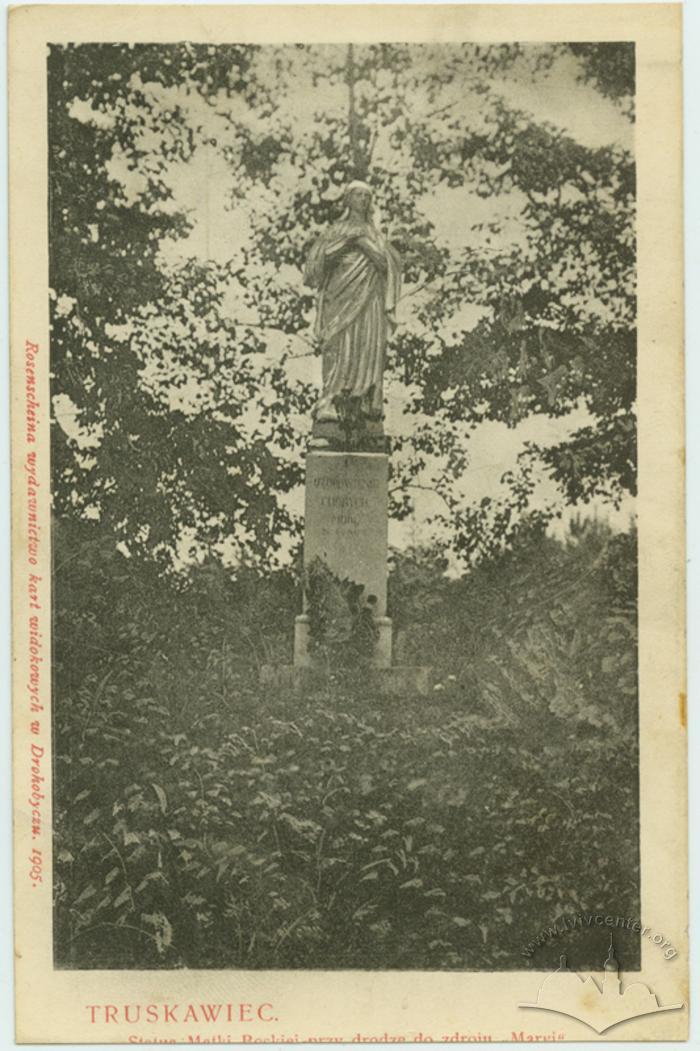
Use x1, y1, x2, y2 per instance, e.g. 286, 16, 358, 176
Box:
9, 3, 686, 1043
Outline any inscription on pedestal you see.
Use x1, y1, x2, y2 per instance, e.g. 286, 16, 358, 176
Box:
303, 452, 389, 616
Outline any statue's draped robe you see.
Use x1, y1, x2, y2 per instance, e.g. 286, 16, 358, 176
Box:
304, 219, 401, 423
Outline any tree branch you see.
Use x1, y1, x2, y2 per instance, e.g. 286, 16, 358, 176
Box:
346, 44, 366, 178
389, 482, 457, 513
230, 319, 314, 349
284, 349, 316, 361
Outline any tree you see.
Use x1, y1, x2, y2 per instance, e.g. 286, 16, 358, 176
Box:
49, 42, 636, 571
49, 44, 310, 570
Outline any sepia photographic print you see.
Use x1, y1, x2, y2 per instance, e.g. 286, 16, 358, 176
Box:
10, 3, 686, 1043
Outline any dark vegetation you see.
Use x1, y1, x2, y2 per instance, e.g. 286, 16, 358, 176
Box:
54, 516, 639, 970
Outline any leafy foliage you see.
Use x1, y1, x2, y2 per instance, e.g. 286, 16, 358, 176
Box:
54, 519, 639, 970
391, 516, 638, 735
50, 42, 636, 568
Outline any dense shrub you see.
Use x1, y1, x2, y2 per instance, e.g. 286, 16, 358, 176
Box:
391, 516, 638, 737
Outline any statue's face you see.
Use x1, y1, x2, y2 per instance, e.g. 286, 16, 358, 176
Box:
347, 188, 372, 220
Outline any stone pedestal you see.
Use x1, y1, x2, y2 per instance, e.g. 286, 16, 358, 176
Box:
295, 451, 391, 668
260, 449, 433, 696
294, 613, 392, 668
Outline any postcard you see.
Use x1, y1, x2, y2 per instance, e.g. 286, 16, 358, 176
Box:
9, 3, 686, 1042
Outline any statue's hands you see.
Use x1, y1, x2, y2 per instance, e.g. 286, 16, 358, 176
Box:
325, 234, 354, 260
356, 236, 388, 272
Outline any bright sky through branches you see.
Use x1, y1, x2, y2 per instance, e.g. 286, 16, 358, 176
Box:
60, 43, 635, 566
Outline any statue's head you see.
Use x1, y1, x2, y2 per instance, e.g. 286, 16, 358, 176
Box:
344, 180, 373, 221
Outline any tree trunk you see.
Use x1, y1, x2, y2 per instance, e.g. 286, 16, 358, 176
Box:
346, 44, 367, 179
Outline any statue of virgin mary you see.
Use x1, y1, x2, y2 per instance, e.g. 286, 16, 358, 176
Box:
303, 181, 401, 445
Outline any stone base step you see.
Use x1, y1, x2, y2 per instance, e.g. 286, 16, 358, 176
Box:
260, 663, 434, 697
